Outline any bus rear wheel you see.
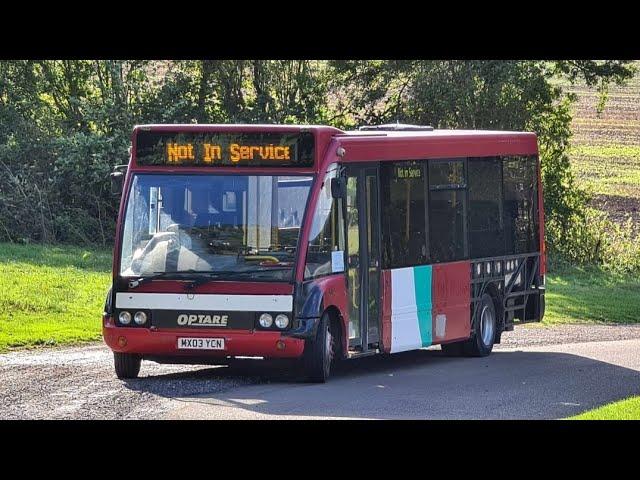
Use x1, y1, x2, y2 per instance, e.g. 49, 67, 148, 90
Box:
440, 293, 497, 357
302, 312, 335, 383
465, 293, 497, 357
114, 352, 141, 379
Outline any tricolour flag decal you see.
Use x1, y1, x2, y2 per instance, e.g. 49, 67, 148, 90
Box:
388, 265, 433, 353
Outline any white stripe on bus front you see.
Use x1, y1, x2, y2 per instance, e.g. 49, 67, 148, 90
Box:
115, 293, 293, 312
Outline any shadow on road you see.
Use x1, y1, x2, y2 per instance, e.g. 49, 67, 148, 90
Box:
121, 347, 640, 419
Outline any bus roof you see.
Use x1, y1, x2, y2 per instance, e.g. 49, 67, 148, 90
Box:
340, 128, 536, 138
132, 124, 536, 139
333, 129, 538, 165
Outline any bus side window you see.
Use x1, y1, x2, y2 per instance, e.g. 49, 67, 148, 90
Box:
380, 162, 428, 269
503, 156, 539, 254
468, 157, 505, 258
428, 158, 468, 263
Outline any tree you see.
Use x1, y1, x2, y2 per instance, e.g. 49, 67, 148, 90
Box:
327, 60, 636, 259
0, 59, 635, 254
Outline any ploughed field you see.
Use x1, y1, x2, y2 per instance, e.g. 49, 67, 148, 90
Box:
566, 61, 640, 227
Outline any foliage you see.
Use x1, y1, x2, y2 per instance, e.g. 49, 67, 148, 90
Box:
0, 60, 636, 272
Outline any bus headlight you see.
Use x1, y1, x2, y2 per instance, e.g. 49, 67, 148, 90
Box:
259, 313, 273, 328
134, 311, 147, 325
119, 311, 131, 325
275, 314, 289, 329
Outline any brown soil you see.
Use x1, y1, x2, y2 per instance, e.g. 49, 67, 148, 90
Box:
590, 194, 640, 230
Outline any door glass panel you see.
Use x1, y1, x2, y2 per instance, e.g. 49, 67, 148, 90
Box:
346, 176, 360, 340
366, 174, 380, 343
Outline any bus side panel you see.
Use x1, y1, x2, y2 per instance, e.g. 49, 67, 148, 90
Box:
432, 261, 471, 344
380, 262, 471, 353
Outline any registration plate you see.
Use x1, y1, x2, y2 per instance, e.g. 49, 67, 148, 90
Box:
177, 337, 225, 350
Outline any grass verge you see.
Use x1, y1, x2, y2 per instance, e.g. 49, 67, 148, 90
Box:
569, 396, 640, 420
544, 261, 640, 325
0, 243, 112, 352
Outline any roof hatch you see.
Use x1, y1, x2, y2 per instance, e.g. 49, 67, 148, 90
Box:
359, 122, 434, 132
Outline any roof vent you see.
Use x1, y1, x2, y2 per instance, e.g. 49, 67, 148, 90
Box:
359, 122, 434, 132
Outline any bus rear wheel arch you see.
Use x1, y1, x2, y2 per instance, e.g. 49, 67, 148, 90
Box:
441, 293, 497, 357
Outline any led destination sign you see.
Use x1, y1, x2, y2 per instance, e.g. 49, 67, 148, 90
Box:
394, 165, 423, 179
135, 131, 315, 167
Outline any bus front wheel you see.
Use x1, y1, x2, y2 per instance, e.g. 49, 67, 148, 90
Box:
114, 352, 141, 379
302, 312, 335, 383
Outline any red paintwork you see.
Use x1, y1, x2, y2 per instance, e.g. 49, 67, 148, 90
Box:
432, 261, 471, 344
380, 270, 393, 353
314, 274, 349, 356
107, 124, 543, 361
103, 315, 305, 358
334, 131, 538, 165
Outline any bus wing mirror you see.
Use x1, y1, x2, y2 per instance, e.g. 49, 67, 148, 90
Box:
330, 177, 346, 199
110, 170, 125, 196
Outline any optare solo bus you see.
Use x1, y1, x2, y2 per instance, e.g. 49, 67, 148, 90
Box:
103, 124, 546, 382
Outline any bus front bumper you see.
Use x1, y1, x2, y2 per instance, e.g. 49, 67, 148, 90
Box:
102, 316, 306, 359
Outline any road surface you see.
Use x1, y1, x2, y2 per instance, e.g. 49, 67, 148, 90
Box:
1, 324, 640, 419
166, 338, 640, 419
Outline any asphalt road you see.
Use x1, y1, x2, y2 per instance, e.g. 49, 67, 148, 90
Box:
166, 338, 640, 419
2, 324, 640, 419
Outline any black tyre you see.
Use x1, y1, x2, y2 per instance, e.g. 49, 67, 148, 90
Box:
464, 293, 497, 357
114, 352, 141, 379
302, 312, 336, 383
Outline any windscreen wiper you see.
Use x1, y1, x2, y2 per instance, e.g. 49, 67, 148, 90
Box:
126, 268, 291, 289
127, 271, 223, 289
220, 267, 292, 277
127, 272, 175, 289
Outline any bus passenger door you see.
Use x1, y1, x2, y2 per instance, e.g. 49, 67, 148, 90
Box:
345, 166, 381, 352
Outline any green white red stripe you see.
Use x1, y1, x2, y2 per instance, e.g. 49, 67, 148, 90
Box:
389, 265, 433, 353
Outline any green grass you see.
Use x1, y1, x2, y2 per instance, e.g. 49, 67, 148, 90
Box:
543, 262, 640, 325
0, 243, 112, 352
569, 396, 640, 420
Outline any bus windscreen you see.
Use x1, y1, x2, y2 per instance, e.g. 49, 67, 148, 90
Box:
134, 131, 315, 168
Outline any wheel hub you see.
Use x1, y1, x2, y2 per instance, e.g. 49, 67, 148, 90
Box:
480, 305, 495, 347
